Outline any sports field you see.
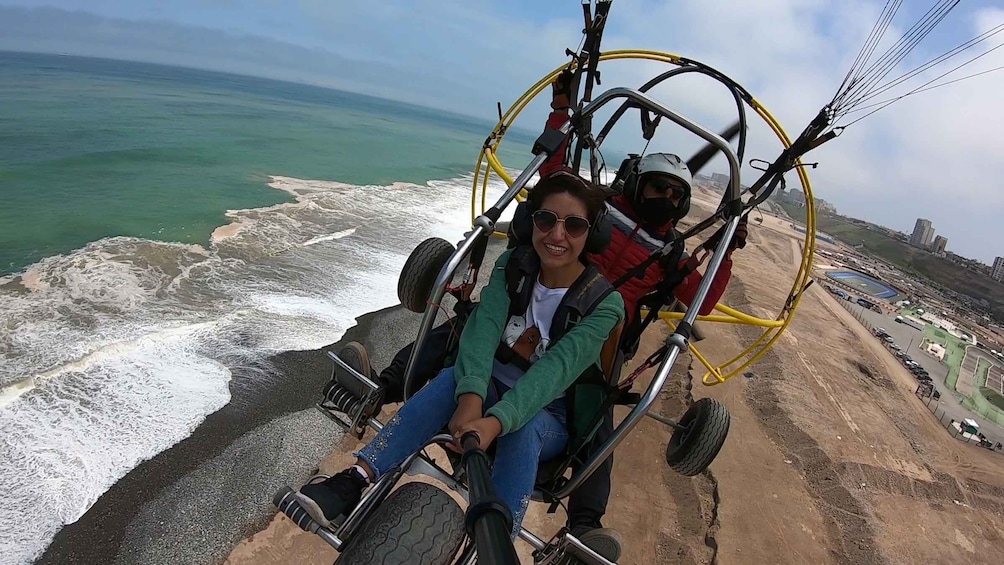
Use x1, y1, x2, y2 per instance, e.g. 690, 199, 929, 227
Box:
825, 270, 899, 299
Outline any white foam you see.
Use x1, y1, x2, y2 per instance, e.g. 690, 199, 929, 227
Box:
0, 328, 232, 564
301, 228, 357, 247
0, 377, 35, 407
0, 170, 518, 563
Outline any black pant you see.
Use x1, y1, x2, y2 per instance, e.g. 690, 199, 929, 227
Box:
379, 324, 614, 529
378, 321, 457, 404
566, 409, 613, 530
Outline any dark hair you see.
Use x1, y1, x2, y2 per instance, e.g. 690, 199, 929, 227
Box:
529, 172, 606, 224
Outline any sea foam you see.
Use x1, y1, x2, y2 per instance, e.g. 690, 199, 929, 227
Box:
0, 170, 517, 564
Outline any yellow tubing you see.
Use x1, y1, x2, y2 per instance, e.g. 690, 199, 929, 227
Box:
654, 310, 785, 328
472, 49, 817, 386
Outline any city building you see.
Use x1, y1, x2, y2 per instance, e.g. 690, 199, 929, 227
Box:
710, 172, 729, 189
932, 235, 948, 255
910, 218, 934, 247
993, 256, 1004, 282
815, 198, 836, 214
781, 189, 806, 206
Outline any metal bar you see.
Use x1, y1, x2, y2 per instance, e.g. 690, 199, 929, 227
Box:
336, 462, 403, 541
399, 87, 745, 497
555, 338, 685, 497
645, 410, 682, 429
401, 125, 571, 400
336, 434, 456, 542
400, 229, 484, 402
517, 527, 548, 551
326, 350, 381, 392
580, 87, 743, 203
681, 216, 740, 328
563, 532, 617, 565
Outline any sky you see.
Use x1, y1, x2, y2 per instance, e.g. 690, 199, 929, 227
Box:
1, 0, 1003, 263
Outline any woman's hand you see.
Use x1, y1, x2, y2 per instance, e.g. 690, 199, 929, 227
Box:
452, 416, 503, 453
448, 393, 483, 437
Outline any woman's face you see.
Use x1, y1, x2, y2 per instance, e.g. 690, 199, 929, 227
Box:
531, 191, 591, 272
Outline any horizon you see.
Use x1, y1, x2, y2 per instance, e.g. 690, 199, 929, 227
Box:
2, 50, 994, 268
1, 1, 1003, 263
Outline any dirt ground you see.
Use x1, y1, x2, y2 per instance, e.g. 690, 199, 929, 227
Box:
225, 189, 1004, 564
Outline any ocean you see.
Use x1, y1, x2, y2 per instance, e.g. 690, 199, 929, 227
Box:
0, 52, 534, 564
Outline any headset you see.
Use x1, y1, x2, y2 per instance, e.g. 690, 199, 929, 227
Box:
508, 172, 612, 255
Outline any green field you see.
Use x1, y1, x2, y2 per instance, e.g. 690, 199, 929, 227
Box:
779, 203, 1004, 320
983, 387, 1004, 412
924, 323, 968, 390
977, 359, 992, 386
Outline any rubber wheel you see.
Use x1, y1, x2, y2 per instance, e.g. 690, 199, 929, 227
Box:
665, 397, 730, 476
335, 482, 465, 565
398, 238, 455, 313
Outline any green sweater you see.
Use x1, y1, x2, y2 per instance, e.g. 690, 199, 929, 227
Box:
453, 249, 625, 435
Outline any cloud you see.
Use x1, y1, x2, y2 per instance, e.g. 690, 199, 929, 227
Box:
2, 0, 1003, 261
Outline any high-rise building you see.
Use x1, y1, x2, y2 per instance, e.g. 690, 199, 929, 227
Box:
932, 235, 948, 255
993, 257, 1004, 282
910, 218, 934, 247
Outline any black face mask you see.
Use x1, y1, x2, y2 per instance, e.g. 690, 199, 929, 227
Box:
637, 196, 682, 225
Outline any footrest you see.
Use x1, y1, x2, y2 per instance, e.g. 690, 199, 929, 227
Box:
273, 486, 324, 534
320, 350, 384, 439
532, 528, 617, 565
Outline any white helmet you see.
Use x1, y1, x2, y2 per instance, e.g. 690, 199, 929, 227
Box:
635, 153, 692, 190
624, 152, 693, 224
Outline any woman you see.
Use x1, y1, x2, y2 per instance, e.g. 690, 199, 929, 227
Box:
296, 172, 625, 536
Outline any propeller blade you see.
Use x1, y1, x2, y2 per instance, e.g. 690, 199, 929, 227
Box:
686, 120, 741, 173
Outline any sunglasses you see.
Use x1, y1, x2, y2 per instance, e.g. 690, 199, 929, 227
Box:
531, 209, 591, 239
647, 178, 687, 199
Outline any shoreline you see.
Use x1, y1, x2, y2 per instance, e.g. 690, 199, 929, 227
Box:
34, 303, 418, 565
32, 232, 500, 565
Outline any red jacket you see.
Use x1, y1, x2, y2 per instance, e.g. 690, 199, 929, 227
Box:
539, 110, 732, 324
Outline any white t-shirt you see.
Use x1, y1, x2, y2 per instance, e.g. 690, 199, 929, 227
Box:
494, 277, 568, 389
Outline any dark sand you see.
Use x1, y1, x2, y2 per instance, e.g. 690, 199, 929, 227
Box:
35, 304, 424, 565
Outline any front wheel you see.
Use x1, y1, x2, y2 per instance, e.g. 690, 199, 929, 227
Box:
397, 238, 456, 313
665, 398, 730, 476
335, 482, 465, 565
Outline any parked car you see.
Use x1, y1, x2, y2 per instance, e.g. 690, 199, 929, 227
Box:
873, 327, 888, 337
884, 335, 895, 344
889, 343, 902, 351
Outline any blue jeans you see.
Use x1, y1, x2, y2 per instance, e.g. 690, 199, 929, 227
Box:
356, 366, 569, 536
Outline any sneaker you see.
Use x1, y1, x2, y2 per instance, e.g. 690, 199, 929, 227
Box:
294, 468, 368, 529
566, 526, 623, 564
335, 342, 372, 392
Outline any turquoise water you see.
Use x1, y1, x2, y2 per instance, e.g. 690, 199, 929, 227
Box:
0, 52, 538, 563
0, 51, 534, 274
